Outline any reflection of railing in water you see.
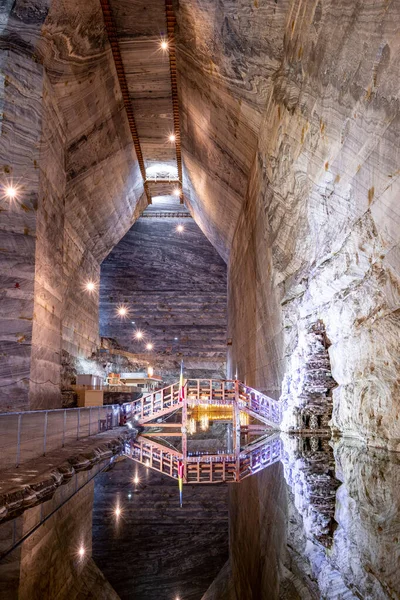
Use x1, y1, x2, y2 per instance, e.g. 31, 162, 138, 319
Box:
126, 434, 282, 484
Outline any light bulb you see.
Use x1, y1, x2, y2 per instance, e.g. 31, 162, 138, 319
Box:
160, 40, 168, 51
135, 330, 144, 340
176, 224, 184, 233
5, 186, 17, 199
168, 133, 176, 142
117, 306, 128, 317
173, 187, 181, 196
85, 281, 95, 292
78, 546, 85, 558
146, 343, 153, 351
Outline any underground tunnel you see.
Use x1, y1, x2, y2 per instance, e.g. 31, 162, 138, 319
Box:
0, 0, 400, 599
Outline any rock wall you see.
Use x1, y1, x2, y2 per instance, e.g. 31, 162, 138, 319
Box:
175, 0, 400, 445
99, 209, 227, 376
0, 0, 146, 410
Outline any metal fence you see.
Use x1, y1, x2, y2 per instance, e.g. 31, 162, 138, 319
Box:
0, 404, 126, 472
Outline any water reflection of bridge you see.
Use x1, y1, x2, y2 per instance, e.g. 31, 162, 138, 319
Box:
125, 379, 282, 484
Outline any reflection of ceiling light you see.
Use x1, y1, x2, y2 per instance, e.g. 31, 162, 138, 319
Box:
161, 39, 168, 51
168, 133, 176, 142
176, 224, 184, 233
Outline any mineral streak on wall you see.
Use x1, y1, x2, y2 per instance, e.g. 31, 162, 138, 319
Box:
175, 0, 400, 447
99, 204, 227, 369
0, 0, 146, 411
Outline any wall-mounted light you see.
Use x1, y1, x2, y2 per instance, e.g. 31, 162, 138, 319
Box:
117, 305, 128, 317
168, 133, 176, 142
160, 39, 169, 51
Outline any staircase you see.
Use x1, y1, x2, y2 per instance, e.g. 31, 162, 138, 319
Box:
130, 379, 282, 428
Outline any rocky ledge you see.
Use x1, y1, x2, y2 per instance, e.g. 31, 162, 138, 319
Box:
0, 428, 136, 524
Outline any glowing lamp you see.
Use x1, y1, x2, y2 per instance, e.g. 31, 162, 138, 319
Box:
135, 330, 144, 340
148, 366, 154, 377
146, 343, 153, 351
78, 546, 85, 558
168, 133, 176, 142
85, 281, 95, 292
115, 506, 121, 518
173, 187, 181, 197
176, 224, 184, 233
134, 476, 139, 484
160, 40, 168, 51
117, 305, 128, 317
6, 186, 17, 199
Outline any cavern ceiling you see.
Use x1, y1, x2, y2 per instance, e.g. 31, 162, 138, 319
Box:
31, 0, 286, 264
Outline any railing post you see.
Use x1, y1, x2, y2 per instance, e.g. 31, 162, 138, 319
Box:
43, 411, 48, 456
16, 414, 22, 467
89, 407, 92, 436
98, 406, 100, 432
62, 409, 66, 447
77, 409, 80, 440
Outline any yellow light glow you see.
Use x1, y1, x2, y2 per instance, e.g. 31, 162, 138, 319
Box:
146, 343, 153, 351
134, 330, 144, 340
6, 186, 17, 199
148, 366, 154, 377
78, 545, 85, 558
85, 280, 96, 292
117, 305, 128, 317
168, 133, 176, 142
160, 39, 168, 51
173, 187, 181, 197
176, 224, 184, 233
133, 475, 139, 484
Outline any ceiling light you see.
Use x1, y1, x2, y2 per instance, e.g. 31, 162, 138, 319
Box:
115, 506, 121, 518
176, 224, 184, 233
78, 546, 85, 558
160, 39, 168, 51
133, 476, 139, 484
146, 343, 153, 351
117, 305, 128, 317
173, 187, 181, 197
168, 133, 176, 142
135, 330, 144, 340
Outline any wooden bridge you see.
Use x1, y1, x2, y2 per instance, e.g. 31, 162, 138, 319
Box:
125, 379, 282, 484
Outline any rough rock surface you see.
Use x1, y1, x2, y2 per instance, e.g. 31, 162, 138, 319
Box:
174, 0, 400, 446
99, 201, 227, 363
